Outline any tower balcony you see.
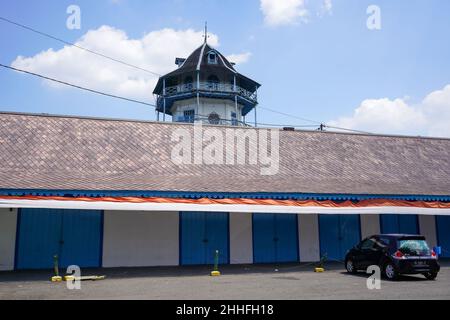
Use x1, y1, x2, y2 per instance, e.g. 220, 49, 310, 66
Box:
156, 82, 258, 116
173, 115, 251, 127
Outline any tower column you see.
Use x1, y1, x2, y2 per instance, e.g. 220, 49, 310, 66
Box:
163, 78, 167, 122
196, 71, 200, 121
254, 85, 258, 127
234, 75, 238, 125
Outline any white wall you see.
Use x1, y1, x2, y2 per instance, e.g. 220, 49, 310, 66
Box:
172, 98, 244, 123
229, 212, 253, 264
0, 208, 17, 271
418, 215, 437, 247
360, 214, 380, 239
298, 214, 320, 262
102, 211, 179, 267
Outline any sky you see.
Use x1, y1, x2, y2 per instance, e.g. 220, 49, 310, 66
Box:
0, 0, 449, 137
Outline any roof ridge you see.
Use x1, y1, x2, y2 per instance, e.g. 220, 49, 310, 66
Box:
196, 42, 207, 71
1, 110, 450, 141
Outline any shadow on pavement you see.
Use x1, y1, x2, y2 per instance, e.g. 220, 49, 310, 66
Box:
1, 259, 448, 283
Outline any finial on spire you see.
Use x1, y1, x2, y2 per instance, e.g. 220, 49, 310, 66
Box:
203, 21, 209, 43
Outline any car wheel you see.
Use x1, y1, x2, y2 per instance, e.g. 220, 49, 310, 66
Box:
345, 259, 357, 274
423, 272, 438, 280
384, 262, 398, 281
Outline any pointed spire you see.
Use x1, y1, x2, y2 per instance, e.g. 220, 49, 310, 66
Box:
203, 21, 208, 44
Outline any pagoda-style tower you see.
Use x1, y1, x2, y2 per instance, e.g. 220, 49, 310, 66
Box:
153, 35, 260, 126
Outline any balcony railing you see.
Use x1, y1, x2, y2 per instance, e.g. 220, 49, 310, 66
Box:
174, 115, 251, 127
162, 82, 258, 103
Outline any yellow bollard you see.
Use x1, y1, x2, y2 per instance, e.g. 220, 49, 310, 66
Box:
50, 254, 62, 282
210, 250, 221, 276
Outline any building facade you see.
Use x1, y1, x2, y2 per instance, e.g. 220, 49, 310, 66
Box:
153, 41, 260, 126
0, 112, 449, 271
0, 42, 449, 271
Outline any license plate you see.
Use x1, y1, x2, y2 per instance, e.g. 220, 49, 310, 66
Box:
414, 261, 428, 266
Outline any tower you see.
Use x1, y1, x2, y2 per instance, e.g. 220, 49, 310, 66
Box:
153, 30, 260, 126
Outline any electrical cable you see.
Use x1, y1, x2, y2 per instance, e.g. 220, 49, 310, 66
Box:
0, 63, 156, 108
0, 16, 161, 77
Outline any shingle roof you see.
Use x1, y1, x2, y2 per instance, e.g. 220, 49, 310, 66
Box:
153, 43, 260, 94
1, 112, 449, 196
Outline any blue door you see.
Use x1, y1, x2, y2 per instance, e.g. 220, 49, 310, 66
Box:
319, 214, 361, 261
180, 212, 229, 265
380, 214, 419, 234
253, 213, 298, 263
16, 209, 103, 270
436, 216, 450, 258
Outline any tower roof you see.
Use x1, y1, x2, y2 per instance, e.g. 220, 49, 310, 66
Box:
153, 43, 260, 94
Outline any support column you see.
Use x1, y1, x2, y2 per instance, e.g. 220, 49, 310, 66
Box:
0, 208, 17, 271
229, 213, 253, 264
419, 215, 437, 247
298, 214, 320, 262
360, 214, 380, 239
162, 78, 166, 122
234, 75, 238, 125
196, 71, 200, 120
254, 86, 258, 127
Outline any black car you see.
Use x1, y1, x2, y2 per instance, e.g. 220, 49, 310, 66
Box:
345, 234, 440, 280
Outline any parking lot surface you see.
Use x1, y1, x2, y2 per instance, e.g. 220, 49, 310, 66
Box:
1, 261, 449, 300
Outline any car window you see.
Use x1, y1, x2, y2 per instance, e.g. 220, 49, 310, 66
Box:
398, 239, 431, 256
360, 238, 376, 250
379, 237, 391, 246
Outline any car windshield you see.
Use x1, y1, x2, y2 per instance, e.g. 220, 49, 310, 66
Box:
398, 239, 431, 256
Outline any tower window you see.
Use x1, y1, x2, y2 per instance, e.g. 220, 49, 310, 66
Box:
231, 112, 237, 126
183, 109, 195, 123
208, 52, 218, 64
207, 75, 219, 90
184, 76, 193, 91
208, 112, 220, 125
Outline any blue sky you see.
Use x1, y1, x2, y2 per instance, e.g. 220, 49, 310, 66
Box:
1, 0, 449, 136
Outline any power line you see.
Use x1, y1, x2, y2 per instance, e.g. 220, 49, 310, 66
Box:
0, 16, 161, 77
1, 63, 369, 133
0, 16, 374, 134
191, 112, 318, 128
257, 105, 322, 125
323, 125, 372, 135
0, 63, 156, 108
257, 106, 373, 134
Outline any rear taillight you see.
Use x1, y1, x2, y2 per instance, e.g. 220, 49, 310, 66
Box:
394, 250, 405, 259
431, 250, 437, 259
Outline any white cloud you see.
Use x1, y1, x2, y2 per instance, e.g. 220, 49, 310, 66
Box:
260, 0, 309, 26
318, 0, 333, 16
226, 52, 252, 65
11, 26, 249, 102
328, 84, 450, 138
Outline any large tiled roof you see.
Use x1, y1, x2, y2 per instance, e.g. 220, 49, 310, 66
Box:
1, 112, 449, 196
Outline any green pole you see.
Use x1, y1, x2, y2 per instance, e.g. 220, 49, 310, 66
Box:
53, 254, 59, 277
213, 250, 219, 272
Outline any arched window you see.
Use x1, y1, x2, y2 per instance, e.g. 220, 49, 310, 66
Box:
208, 112, 220, 125
207, 75, 219, 90
208, 52, 218, 64
184, 76, 193, 91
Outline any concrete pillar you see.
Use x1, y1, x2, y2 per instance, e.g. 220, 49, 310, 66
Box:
418, 215, 437, 247
298, 214, 320, 262
360, 214, 380, 239
102, 211, 179, 267
229, 212, 253, 264
0, 208, 17, 271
